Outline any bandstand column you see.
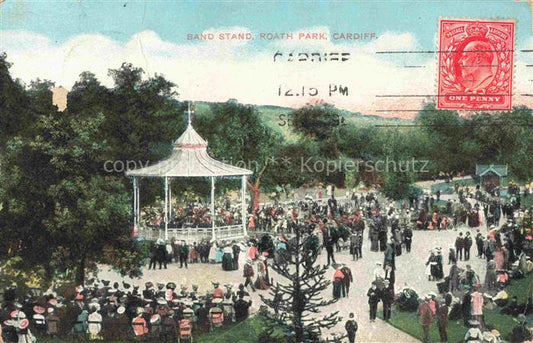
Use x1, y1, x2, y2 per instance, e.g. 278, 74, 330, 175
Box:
164, 177, 169, 241
136, 179, 141, 228
133, 177, 138, 228
241, 175, 247, 237
168, 178, 172, 227
211, 176, 216, 241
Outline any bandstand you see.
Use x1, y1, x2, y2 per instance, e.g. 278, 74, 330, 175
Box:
125, 107, 252, 243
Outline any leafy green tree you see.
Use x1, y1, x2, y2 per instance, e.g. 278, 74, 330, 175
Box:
291, 104, 340, 141
0, 92, 143, 283
66, 64, 186, 204
196, 101, 283, 213
104, 63, 184, 164
0, 53, 32, 146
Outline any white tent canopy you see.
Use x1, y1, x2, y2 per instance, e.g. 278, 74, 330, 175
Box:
126, 106, 252, 242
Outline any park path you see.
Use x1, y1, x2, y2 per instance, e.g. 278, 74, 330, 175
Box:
96, 180, 493, 342
97, 227, 488, 342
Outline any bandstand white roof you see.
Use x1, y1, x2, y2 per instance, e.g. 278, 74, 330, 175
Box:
126, 123, 253, 178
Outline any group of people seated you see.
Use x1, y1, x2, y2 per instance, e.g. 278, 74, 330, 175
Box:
0, 279, 253, 342
143, 201, 243, 230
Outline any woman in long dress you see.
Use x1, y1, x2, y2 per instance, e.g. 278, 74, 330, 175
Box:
254, 256, 270, 290
208, 241, 218, 263
425, 251, 436, 281
493, 247, 505, 270
370, 229, 379, 252
435, 249, 444, 280
189, 243, 198, 263
484, 260, 497, 291
222, 246, 234, 271
215, 246, 224, 263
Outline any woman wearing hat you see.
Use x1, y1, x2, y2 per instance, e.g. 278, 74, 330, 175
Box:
425, 250, 437, 281
87, 306, 103, 341
131, 307, 148, 338
254, 256, 270, 290
12, 307, 36, 343
484, 260, 497, 291
222, 245, 234, 271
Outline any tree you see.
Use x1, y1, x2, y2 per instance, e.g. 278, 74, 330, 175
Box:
195, 101, 282, 214
259, 226, 341, 342
291, 104, 340, 141
0, 78, 63, 273
0, 53, 32, 146
68, 65, 186, 204
104, 63, 183, 165
0, 108, 143, 284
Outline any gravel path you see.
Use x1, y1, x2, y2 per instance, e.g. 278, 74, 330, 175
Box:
97, 224, 491, 342
96, 181, 496, 343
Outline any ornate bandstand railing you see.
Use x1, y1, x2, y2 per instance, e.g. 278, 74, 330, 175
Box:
138, 224, 246, 243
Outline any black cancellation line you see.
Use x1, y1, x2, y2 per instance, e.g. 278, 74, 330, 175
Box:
374, 110, 532, 114
375, 49, 531, 54
375, 94, 514, 98
373, 123, 533, 128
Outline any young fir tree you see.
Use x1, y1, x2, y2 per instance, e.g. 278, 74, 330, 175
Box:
259, 224, 341, 343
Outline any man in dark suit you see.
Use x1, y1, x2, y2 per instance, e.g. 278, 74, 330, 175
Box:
344, 313, 358, 343
179, 241, 189, 269
340, 264, 353, 297
464, 232, 473, 261
455, 233, 464, 261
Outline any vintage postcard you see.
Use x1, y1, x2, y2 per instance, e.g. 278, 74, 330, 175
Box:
0, 1, 532, 343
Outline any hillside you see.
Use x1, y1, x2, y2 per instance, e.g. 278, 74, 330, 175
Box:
193, 102, 411, 141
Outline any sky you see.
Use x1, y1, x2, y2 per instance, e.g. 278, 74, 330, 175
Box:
0, 0, 532, 117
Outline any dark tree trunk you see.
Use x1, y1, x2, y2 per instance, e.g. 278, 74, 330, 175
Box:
249, 184, 261, 215
76, 255, 86, 285
247, 158, 269, 216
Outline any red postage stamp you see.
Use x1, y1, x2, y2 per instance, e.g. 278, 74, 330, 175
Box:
437, 19, 514, 111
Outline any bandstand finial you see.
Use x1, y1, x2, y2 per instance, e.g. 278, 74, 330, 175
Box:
187, 101, 192, 125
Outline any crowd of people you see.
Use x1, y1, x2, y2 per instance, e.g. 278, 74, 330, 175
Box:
416, 204, 533, 342
2, 181, 532, 343
143, 200, 243, 230
0, 278, 253, 342
147, 239, 246, 271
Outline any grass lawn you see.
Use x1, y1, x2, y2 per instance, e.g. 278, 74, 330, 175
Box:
521, 196, 533, 210
196, 315, 271, 343
381, 272, 533, 343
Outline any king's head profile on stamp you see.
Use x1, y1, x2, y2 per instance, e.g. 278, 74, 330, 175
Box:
457, 40, 495, 91
437, 19, 515, 111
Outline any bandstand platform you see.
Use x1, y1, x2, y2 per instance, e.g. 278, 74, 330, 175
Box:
126, 104, 253, 243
